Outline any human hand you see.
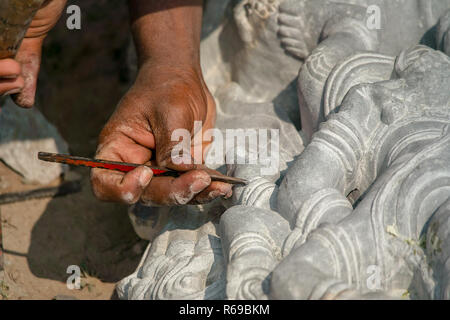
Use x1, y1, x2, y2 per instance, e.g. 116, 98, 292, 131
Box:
0, 0, 66, 107
91, 63, 233, 206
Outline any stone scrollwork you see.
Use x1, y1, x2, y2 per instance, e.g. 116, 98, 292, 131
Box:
118, 204, 228, 300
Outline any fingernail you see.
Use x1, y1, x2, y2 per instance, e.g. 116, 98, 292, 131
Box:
2, 88, 21, 96
190, 177, 210, 193
139, 166, 153, 188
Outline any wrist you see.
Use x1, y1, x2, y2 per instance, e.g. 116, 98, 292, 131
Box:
135, 60, 204, 87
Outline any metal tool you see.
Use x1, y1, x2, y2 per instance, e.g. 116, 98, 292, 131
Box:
38, 152, 249, 185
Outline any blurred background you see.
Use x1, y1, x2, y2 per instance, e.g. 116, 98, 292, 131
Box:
38, 0, 131, 157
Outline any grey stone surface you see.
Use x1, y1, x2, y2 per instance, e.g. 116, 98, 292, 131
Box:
118, 203, 227, 300
272, 45, 450, 300
0, 98, 68, 184
120, 0, 450, 300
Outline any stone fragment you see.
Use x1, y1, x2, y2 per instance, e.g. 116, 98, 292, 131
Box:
0, 98, 68, 185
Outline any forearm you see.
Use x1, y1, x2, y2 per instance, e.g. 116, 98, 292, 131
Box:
128, 0, 204, 70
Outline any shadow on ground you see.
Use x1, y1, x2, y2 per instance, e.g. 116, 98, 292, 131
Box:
26, 172, 147, 284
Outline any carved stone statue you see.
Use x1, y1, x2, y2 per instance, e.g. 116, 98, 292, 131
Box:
118, 0, 450, 300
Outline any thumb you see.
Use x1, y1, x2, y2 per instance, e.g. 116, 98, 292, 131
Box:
156, 124, 210, 172
156, 131, 197, 173
152, 105, 199, 172
12, 38, 43, 108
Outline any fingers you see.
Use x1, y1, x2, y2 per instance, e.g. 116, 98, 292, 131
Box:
91, 133, 234, 206
92, 152, 233, 206
190, 181, 233, 205
0, 59, 24, 97
139, 168, 233, 206
0, 76, 25, 97
140, 170, 211, 206
91, 165, 153, 204
0, 59, 21, 78
91, 132, 154, 204
11, 38, 43, 108
189, 165, 233, 204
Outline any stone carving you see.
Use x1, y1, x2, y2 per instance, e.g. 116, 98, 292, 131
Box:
272, 46, 450, 299
117, 203, 227, 300
119, 0, 450, 300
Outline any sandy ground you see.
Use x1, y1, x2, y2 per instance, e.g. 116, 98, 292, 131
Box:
0, 0, 143, 300
0, 164, 147, 300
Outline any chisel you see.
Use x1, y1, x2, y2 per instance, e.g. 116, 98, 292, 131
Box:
38, 152, 248, 185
